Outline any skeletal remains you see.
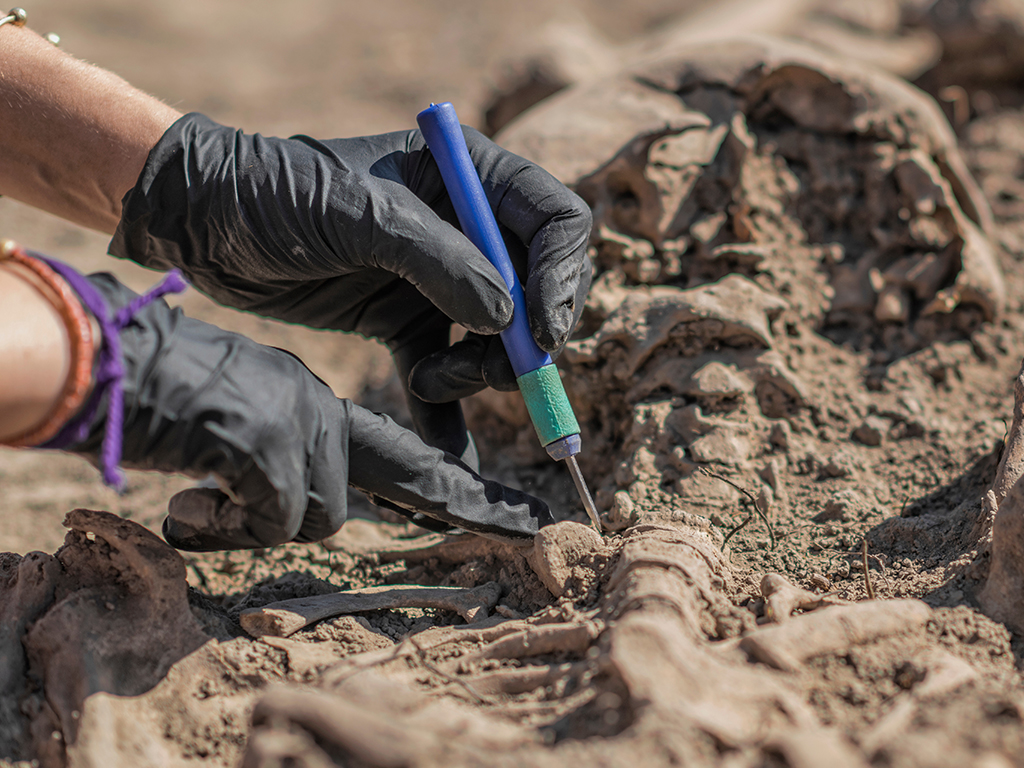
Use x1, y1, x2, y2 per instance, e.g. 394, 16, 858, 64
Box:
0, 504, 986, 767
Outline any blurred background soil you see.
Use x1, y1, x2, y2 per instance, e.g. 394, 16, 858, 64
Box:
0, 0, 706, 554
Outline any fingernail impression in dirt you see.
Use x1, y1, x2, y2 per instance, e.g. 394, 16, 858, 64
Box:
8, 32, 1024, 768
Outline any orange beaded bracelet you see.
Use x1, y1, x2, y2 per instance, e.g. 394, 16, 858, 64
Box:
0, 239, 97, 447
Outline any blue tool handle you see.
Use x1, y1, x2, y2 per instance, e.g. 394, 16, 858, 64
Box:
416, 102, 551, 377
418, 102, 581, 458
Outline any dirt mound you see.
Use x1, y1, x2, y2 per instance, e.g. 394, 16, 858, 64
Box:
0, 510, 210, 763
482, 38, 1005, 525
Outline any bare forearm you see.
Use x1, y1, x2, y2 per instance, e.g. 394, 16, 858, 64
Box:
0, 24, 181, 233
0, 262, 70, 441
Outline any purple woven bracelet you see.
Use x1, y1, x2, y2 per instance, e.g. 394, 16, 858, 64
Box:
36, 255, 188, 492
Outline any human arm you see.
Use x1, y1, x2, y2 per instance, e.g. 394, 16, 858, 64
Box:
0, 21, 180, 232
0, 245, 553, 547
0, 20, 593, 468
0, 257, 71, 439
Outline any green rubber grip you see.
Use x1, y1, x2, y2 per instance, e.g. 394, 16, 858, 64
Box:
516, 364, 580, 447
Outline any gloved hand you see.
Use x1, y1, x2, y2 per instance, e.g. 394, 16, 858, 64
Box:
109, 113, 592, 463
51, 270, 554, 550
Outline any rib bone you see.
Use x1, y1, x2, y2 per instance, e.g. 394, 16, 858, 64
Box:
240, 582, 502, 637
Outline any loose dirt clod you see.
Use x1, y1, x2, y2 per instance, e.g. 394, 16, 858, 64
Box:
527, 521, 609, 599
1, 509, 211, 764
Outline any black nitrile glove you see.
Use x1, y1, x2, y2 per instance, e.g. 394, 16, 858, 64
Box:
110, 113, 592, 464
61, 272, 553, 550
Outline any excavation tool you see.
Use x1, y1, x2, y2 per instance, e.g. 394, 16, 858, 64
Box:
417, 102, 601, 533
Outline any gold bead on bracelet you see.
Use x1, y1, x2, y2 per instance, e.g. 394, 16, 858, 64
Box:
0, 7, 26, 28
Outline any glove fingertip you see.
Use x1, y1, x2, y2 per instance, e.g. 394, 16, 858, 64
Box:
526, 253, 591, 352
164, 488, 282, 551
386, 227, 514, 336
409, 351, 488, 403
467, 288, 513, 336
481, 337, 519, 391
529, 306, 573, 353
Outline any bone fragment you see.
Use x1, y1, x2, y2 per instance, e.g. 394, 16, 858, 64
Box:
760, 573, 847, 622
860, 650, 978, 756
767, 727, 871, 768
246, 685, 437, 768
980, 360, 1024, 633
990, 361, 1024, 507
980, 476, 1024, 634
739, 599, 932, 671
240, 582, 502, 638
464, 662, 587, 696
460, 621, 598, 663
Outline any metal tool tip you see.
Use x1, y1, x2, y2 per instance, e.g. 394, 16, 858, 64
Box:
565, 455, 602, 534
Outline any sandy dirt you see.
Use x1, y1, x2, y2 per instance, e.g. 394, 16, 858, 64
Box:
8, 1, 1024, 766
